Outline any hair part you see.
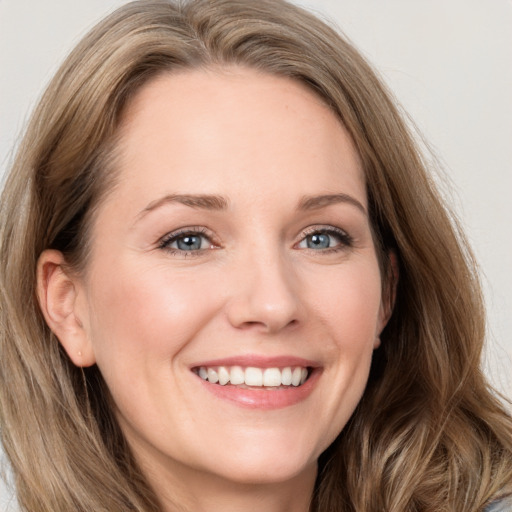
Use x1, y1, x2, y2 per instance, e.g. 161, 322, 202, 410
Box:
1, 1, 511, 511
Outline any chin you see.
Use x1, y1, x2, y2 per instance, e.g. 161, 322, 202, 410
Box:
195, 433, 323, 486
212, 455, 317, 486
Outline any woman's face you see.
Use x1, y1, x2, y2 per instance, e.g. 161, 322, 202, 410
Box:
69, 69, 388, 490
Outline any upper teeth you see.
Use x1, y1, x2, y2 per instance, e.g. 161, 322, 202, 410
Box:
196, 366, 309, 387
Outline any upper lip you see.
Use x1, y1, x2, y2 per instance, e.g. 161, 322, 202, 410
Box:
190, 354, 320, 369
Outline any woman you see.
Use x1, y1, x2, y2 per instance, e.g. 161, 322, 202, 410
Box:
1, 0, 511, 510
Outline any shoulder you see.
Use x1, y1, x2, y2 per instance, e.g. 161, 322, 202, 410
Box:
485, 497, 512, 512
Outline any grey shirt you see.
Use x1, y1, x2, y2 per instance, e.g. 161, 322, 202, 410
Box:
485, 498, 512, 512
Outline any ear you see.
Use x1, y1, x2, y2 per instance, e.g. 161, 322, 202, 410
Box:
374, 250, 399, 348
36, 249, 96, 367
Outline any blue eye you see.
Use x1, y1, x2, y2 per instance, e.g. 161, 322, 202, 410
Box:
297, 228, 351, 251
174, 234, 204, 251
306, 233, 332, 249
159, 228, 213, 253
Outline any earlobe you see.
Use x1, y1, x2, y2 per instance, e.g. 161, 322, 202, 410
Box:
36, 250, 96, 367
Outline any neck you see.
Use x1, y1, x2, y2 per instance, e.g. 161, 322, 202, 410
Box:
139, 450, 317, 512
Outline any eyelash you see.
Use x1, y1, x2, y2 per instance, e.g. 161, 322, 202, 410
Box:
298, 226, 354, 253
157, 225, 353, 256
158, 227, 216, 257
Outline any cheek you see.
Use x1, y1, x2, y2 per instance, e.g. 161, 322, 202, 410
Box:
308, 258, 383, 344
84, 260, 222, 371
308, 258, 382, 390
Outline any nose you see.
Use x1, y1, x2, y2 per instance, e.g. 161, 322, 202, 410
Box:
225, 249, 302, 334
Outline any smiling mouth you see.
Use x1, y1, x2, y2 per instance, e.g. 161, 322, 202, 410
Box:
193, 365, 311, 389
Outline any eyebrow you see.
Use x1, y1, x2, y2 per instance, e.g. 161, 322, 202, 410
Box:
137, 193, 229, 220
298, 193, 367, 215
136, 191, 366, 222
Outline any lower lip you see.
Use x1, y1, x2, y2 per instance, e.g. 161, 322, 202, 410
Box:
195, 369, 321, 410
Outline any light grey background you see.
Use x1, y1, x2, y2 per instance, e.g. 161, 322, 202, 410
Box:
1, 1, 511, 508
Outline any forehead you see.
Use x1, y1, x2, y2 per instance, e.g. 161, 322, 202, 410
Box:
111, 67, 366, 209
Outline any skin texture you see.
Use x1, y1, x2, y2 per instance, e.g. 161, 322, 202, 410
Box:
38, 68, 392, 512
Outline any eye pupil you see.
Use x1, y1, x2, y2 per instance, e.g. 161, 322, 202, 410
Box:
307, 233, 330, 249
177, 235, 202, 251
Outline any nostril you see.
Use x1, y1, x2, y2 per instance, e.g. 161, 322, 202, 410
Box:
236, 320, 273, 332
236, 318, 299, 332
224, 270, 301, 333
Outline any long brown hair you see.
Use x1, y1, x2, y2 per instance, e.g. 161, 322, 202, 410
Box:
1, 1, 511, 510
